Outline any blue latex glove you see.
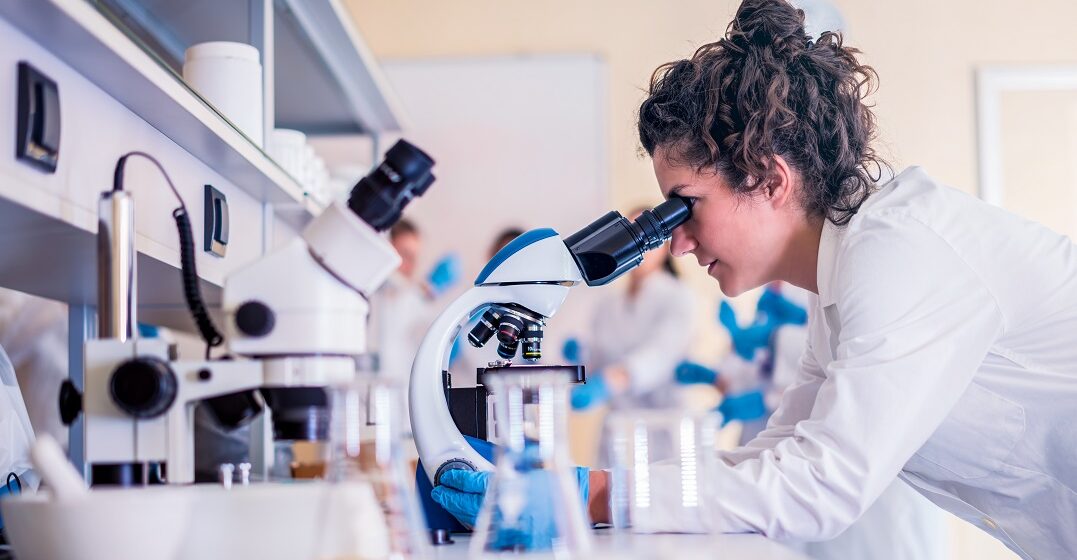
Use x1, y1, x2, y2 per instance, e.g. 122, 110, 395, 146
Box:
675, 360, 718, 385
561, 337, 582, 363
427, 253, 462, 295
430, 467, 590, 548
717, 389, 768, 425
718, 301, 771, 360
570, 374, 609, 410
756, 287, 808, 327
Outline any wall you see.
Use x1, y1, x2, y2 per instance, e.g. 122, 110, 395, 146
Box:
343, 0, 1077, 362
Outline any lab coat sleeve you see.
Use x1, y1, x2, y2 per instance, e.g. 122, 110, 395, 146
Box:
697, 213, 1004, 540
620, 286, 697, 396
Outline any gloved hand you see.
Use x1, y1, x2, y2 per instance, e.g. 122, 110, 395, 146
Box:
570, 374, 609, 410
430, 467, 590, 549
675, 360, 719, 385
756, 286, 808, 327
427, 253, 462, 296
717, 389, 767, 425
718, 301, 771, 360
561, 337, 582, 363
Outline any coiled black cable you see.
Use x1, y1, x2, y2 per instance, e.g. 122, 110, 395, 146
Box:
113, 152, 224, 357
4, 472, 20, 495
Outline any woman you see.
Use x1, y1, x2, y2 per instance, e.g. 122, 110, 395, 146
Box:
569, 207, 696, 413
433, 2, 1077, 557
628, 0, 1076, 557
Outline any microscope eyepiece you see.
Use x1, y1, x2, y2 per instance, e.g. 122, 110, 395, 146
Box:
633, 196, 693, 251
347, 140, 435, 231
564, 195, 693, 286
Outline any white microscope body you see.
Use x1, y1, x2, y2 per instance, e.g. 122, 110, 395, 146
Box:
410, 229, 583, 480
75, 140, 434, 485
410, 197, 694, 486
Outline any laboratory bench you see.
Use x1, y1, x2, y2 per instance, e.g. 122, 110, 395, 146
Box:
433, 530, 810, 560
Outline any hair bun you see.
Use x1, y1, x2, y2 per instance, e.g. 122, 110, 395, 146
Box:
728, 0, 810, 57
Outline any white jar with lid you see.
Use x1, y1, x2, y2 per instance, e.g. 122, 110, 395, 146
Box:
182, 41, 264, 147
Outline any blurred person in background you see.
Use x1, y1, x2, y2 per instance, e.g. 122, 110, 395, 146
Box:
567, 206, 697, 413
449, 227, 527, 387
0, 289, 67, 449
369, 219, 460, 432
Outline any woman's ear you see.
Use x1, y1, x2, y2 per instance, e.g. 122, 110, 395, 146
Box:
766, 155, 796, 210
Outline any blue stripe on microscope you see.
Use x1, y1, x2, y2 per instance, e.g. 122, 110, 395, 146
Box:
474, 228, 559, 285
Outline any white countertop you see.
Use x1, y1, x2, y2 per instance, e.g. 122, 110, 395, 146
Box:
430, 530, 809, 559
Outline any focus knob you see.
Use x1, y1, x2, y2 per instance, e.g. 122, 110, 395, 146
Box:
109, 357, 178, 419
235, 300, 275, 337
59, 380, 82, 425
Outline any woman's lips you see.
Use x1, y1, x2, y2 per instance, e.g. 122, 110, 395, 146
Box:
707, 260, 719, 274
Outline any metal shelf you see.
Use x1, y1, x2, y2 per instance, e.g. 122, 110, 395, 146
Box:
0, 0, 317, 220
87, 0, 406, 135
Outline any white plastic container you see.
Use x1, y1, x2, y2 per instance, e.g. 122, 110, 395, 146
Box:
183, 41, 264, 146
0, 487, 193, 560
268, 128, 308, 181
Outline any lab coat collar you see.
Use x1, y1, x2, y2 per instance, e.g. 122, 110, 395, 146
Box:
816, 219, 841, 307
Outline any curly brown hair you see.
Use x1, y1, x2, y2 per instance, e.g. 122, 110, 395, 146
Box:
638, 0, 887, 225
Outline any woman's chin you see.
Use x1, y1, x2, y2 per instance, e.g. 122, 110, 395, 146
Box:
713, 268, 754, 298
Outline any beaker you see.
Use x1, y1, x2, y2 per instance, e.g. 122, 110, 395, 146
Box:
470, 370, 593, 558
606, 408, 721, 534
315, 375, 430, 560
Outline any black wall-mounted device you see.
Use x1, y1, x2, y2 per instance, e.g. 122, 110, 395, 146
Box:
204, 185, 229, 257
16, 62, 60, 173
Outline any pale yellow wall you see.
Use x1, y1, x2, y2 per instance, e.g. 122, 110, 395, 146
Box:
345, 0, 1077, 201
344, 0, 1077, 362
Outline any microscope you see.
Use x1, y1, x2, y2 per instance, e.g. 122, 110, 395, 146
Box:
409, 195, 693, 531
62, 140, 436, 486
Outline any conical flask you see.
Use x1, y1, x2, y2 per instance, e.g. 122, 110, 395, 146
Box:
315, 374, 430, 560
470, 369, 593, 558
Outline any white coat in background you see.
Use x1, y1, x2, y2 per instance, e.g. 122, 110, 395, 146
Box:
654, 167, 1077, 560
0, 290, 67, 449
368, 272, 436, 432
589, 270, 696, 407
0, 342, 37, 488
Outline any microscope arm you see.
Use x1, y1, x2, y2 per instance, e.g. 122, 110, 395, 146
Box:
410, 283, 572, 483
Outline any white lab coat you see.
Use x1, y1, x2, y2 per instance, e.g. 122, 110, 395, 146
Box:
368, 273, 436, 432
0, 290, 67, 448
666, 167, 1077, 559
589, 271, 695, 406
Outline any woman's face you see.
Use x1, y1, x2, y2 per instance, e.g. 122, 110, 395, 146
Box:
653, 148, 797, 297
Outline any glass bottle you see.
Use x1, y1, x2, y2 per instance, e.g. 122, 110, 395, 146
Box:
315, 374, 429, 560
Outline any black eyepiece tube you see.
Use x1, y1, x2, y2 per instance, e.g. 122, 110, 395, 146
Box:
563, 196, 693, 287
347, 140, 435, 231
633, 196, 693, 251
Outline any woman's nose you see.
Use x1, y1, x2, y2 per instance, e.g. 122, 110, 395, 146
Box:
669, 227, 696, 257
